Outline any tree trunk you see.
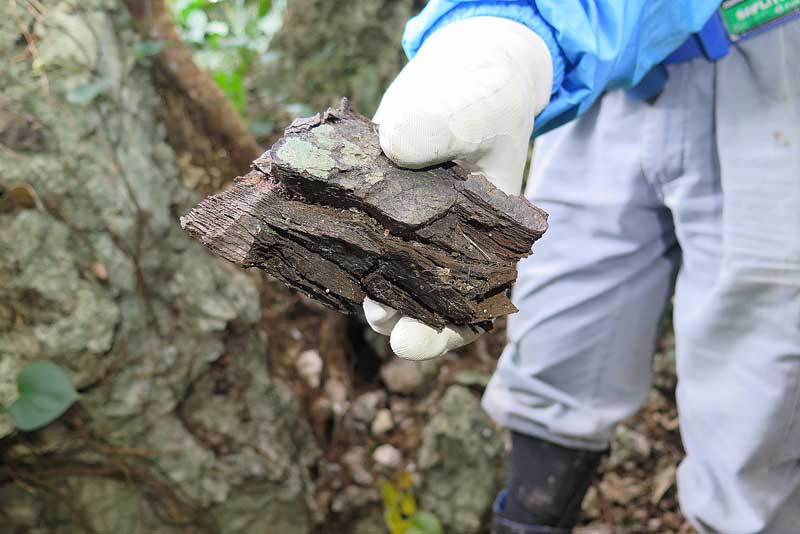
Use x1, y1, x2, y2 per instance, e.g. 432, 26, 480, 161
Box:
0, 2, 317, 532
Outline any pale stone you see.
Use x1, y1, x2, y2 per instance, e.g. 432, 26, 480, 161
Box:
372, 444, 402, 468
351, 390, 386, 422
295, 349, 323, 388
380, 358, 424, 394
342, 447, 373, 486
371, 409, 394, 437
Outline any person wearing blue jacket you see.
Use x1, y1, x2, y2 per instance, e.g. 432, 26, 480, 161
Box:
362, 1, 800, 532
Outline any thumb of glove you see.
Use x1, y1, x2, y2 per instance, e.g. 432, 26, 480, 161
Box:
374, 16, 553, 195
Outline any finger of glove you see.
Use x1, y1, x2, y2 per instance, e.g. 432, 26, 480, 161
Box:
389, 317, 483, 361
462, 133, 530, 196
363, 297, 401, 336
374, 18, 546, 193
375, 68, 475, 170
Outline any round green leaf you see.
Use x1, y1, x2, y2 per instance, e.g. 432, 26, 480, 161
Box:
407, 511, 443, 534
66, 80, 110, 105
8, 361, 79, 432
133, 41, 165, 59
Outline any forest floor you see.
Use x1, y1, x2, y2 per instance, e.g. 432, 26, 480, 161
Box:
262, 279, 693, 534
577, 326, 696, 534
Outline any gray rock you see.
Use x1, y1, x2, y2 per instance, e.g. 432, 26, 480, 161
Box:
325, 378, 350, 416
351, 390, 387, 423
380, 358, 424, 394
342, 447, 374, 486
372, 444, 403, 469
371, 408, 394, 437
417, 385, 506, 534
296, 349, 324, 388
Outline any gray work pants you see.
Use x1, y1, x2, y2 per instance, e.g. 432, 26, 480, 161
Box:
483, 23, 800, 533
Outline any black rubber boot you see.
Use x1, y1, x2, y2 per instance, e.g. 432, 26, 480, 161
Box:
491, 432, 606, 534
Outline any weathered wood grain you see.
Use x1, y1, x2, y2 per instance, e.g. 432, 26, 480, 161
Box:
181, 99, 548, 329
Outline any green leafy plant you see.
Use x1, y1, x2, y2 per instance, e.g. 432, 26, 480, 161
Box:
381, 472, 443, 534
2, 361, 79, 431
67, 80, 111, 105
133, 40, 165, 59
171, 0, 283, 113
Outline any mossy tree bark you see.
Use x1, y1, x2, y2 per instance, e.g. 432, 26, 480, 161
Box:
0, 2, 317, 532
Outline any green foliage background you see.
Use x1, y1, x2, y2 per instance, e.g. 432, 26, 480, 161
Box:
173, 0, 284, 117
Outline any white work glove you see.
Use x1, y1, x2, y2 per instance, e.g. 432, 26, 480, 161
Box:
365, 16, 554, 361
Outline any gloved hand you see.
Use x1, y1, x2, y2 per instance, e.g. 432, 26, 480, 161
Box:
365, 16, 554, 361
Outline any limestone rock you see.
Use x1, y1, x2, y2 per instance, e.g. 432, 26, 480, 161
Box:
417, 385, 506, 534
342, 447, 374, 486
351, 390, 387, 423
371, 408, 394, 437
380, 359, 424, 394
296, 349, 324, 388
373, 444, 403, 469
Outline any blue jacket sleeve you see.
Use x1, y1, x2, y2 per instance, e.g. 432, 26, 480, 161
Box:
402, 1, 721, 136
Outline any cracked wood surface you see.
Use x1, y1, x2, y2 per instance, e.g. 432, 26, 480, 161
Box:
181, 99, 548, 329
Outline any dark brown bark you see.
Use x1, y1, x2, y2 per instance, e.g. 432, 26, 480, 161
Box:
181, 99, 548, 329
123, 0, 261, 181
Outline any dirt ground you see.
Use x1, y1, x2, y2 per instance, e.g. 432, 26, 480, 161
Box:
576, 319, 698, 534
263, 279, 694, 534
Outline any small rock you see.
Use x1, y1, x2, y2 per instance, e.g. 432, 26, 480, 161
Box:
380, 359, 424, 394
325, 379, 349, 415
295, 349, 323, 388
351, 390, 386, 422
342, 447, 373, 486
371, 409, 394, 437
372, 444, 402, 468
331, 486, 379, 513
390, 398, 412, 415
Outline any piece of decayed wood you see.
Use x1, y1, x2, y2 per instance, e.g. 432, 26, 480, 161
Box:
181, 98, 548, 329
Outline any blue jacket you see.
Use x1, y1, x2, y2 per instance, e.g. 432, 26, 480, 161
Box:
403, 1, 722, 136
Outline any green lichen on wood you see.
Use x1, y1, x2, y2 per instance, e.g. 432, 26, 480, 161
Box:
276, 137, 337, 178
